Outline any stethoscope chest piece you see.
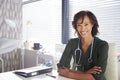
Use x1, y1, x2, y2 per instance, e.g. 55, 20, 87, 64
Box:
73, 38, 94, 69
88, 58, 93, 63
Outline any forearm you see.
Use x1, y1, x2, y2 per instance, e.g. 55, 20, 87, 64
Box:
68, 70, 95, 80
70, 69, 83, 74
58, 68, 95, 80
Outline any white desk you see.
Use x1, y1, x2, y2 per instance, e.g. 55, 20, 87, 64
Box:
0, 67, 73, 80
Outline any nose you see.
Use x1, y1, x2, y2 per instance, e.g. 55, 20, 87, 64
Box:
80, 26, 86, 31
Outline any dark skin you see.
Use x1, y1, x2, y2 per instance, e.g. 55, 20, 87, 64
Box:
58, 66, 102, 80
58, 16, 102, 80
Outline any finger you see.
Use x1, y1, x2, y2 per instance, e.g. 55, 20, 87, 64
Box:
93, 66, 101, 69
93, 66, 102, 72
93, 70, 102, 74
94, 68, 102, 72
91, 71, 97, 74
94, 68, 102, 71
90, 69, 101, 74
93, 70, 100, 74
96, 72, 101, 74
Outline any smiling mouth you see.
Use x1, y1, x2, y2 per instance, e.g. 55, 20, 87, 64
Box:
80, 31, 87, 35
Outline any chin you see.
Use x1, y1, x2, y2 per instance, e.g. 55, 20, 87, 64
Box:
81, 36, 87, 38
80, 34, 88, 38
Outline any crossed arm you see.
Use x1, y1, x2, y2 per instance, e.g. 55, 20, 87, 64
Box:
58, 66, 102, 80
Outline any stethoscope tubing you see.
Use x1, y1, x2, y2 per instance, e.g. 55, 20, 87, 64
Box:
74, 38, 94, 68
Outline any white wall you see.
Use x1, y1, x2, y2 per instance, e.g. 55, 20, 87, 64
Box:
22, 0, 62, 53
69, 0, 120, 53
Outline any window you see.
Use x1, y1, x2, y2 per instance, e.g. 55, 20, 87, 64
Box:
67, 0, 120, 53
22, 0, 62, 52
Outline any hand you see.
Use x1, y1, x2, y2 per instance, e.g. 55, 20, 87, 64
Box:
85, 66, 102, 74
57, 67, 70, 77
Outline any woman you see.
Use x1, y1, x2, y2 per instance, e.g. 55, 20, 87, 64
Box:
57, 10, 109, 80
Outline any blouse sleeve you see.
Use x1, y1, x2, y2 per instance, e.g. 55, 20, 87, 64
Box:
57, 39, 73, 68
92, 41, 109, 80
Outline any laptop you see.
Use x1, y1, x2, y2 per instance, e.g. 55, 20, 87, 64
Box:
14, 66, 52, 77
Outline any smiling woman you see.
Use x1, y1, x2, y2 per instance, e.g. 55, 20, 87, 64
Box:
57, 10, 109, 80
69, 0, 120, 53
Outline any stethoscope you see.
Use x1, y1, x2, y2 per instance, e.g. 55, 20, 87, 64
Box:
73, 37, 94, 70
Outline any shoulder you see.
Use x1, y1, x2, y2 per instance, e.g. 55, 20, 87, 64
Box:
69, 38, 78, 41
66, 38, 79, 47
67, 38, 79, 43
94, 37, 109, 48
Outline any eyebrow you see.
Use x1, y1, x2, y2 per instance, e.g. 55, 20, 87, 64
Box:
77, 21, 90, 24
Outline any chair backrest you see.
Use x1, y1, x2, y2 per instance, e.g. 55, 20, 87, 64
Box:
55, 44, 66, 69
55, 44, 66, 53
105, 43, 118, 80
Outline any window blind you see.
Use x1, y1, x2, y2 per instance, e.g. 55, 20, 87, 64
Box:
68, 0, 120, 53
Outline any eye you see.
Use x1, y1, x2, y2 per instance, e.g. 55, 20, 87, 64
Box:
84, 23, 88, 26
77, 24, 82, 27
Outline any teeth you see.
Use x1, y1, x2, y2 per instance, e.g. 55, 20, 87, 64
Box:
81, 31, 87, 35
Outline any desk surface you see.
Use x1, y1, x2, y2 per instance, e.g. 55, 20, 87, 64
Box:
0, 67, 73, 80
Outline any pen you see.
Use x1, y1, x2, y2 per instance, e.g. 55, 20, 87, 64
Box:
46, 74, 56, 78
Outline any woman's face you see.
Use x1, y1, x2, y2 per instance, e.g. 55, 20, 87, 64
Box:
76, 16, 93, 38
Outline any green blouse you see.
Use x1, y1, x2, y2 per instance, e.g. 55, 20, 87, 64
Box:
57, 37, 109, 80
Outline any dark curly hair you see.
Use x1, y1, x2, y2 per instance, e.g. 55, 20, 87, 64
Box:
72, 10, 99, 37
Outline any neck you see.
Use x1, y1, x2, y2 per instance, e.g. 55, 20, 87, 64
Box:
81, 36, 93, 46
